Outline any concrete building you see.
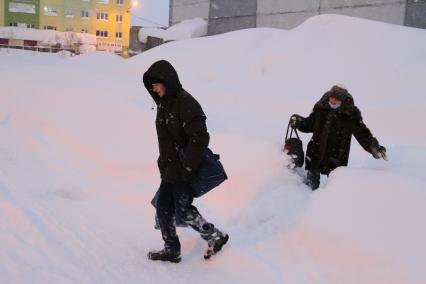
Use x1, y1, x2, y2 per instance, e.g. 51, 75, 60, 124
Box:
129, 25, 142, 54
405, 0, 426, 29
170, 0, 426, 35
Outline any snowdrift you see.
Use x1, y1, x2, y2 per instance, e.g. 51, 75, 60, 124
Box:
1, 15, 426, 284
139, 18, 208, 43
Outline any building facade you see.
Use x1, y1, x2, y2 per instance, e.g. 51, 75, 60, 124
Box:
1, 0, 131, 53
170, 0, 426, 35
0, 0, 4, 26
4, 0, 40, 28
405, 0, 426, 28
92, 0, 131, 53
129, 25, 142, 53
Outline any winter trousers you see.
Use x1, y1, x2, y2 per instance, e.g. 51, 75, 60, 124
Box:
156, 180, 222, 252
306, 165, 334, 190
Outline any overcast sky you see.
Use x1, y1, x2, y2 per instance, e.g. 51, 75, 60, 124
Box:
130, 0, 170, 28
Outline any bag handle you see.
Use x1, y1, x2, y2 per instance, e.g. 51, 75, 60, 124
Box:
285, 119, 300, 141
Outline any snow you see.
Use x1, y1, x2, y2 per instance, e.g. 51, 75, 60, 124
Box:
139, 18, 208, 43
1, 14, 426, 283
0, 27, 97, 46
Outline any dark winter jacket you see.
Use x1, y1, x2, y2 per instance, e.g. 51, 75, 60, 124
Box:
143, 60, 209, 183
296, 90, 379, 175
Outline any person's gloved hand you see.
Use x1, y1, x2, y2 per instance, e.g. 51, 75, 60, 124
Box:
182, 166, 195, 182
290, 114, 303, 129
372, 145, 387, 160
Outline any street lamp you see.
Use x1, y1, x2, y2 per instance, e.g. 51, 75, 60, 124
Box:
126, 0, 138, 13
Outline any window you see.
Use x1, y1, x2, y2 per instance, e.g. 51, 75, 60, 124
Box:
44, 26, 57, 30
24, 40, 37, 47
116, 14, 123, 22
9, 23, 18, 27
96, 30, 108, 38
27, 24, 35, 28
81, 28, 89, 33
116, 0, 124, 4
81, 10, 89, 18
44, 6, 58, 16
65, 10, 74, 18
97, 12, 109, 21
9, 2, 36, 14
115, 32, 122, 39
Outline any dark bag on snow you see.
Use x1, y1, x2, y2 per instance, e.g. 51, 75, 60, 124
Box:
180, 147, 228, 198
283, 120, 304, 168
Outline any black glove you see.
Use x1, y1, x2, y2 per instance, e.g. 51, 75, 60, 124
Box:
372, 145, 387, 160
182, 166, 195, 182
290, 114, 303, 129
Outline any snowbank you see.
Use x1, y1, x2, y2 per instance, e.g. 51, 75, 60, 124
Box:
1, 14, 426, 284
139, 18, 207, 43
0, 27, 97, 46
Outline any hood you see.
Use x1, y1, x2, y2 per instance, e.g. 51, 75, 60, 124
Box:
314, 90, 355, 113
143, 60, 183, 104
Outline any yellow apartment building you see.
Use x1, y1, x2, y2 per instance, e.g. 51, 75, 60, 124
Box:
39, 0, 63, 31
92, 0, 131, 53
39, 0, 131, 54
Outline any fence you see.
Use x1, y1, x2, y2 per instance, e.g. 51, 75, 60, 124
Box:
0, 43, 76, 54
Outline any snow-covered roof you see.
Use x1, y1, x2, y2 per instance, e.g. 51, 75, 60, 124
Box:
0, 27, 97, 46
138, 18, 208, 43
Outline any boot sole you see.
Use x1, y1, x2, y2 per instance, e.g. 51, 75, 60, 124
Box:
148, 253, 182, 263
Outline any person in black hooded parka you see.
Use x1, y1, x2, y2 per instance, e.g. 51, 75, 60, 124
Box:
291, 85, 387, 190
143, 60, 228, 263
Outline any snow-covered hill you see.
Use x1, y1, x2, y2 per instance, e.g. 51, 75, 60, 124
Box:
1, 15, 425, 283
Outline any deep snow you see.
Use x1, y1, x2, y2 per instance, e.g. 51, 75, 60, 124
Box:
139, 18, 208, 43
1, 15, 426, 283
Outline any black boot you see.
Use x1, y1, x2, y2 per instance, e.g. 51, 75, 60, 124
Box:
204, 232, 229, 260
305, 170, 320, 190
148, 247, 181, 263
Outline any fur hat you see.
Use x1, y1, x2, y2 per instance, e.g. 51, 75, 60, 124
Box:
329, 85, 348, 100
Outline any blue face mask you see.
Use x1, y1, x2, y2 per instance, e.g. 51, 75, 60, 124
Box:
329, 102, 341, 109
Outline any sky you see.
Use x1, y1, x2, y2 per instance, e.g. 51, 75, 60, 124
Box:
130, 0, 170, 28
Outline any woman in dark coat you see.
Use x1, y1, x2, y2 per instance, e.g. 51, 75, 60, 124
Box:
291, 85, 387, 190
143, 60, 228, 263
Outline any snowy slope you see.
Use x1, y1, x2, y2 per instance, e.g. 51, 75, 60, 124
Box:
139, 18, 208, 43
1, 14, 426, 283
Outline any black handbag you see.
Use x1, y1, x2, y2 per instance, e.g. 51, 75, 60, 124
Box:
179, 147, 227, 197
151, 147, 227, 206
150, 148, 227, 228
283, 120, 304, 168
